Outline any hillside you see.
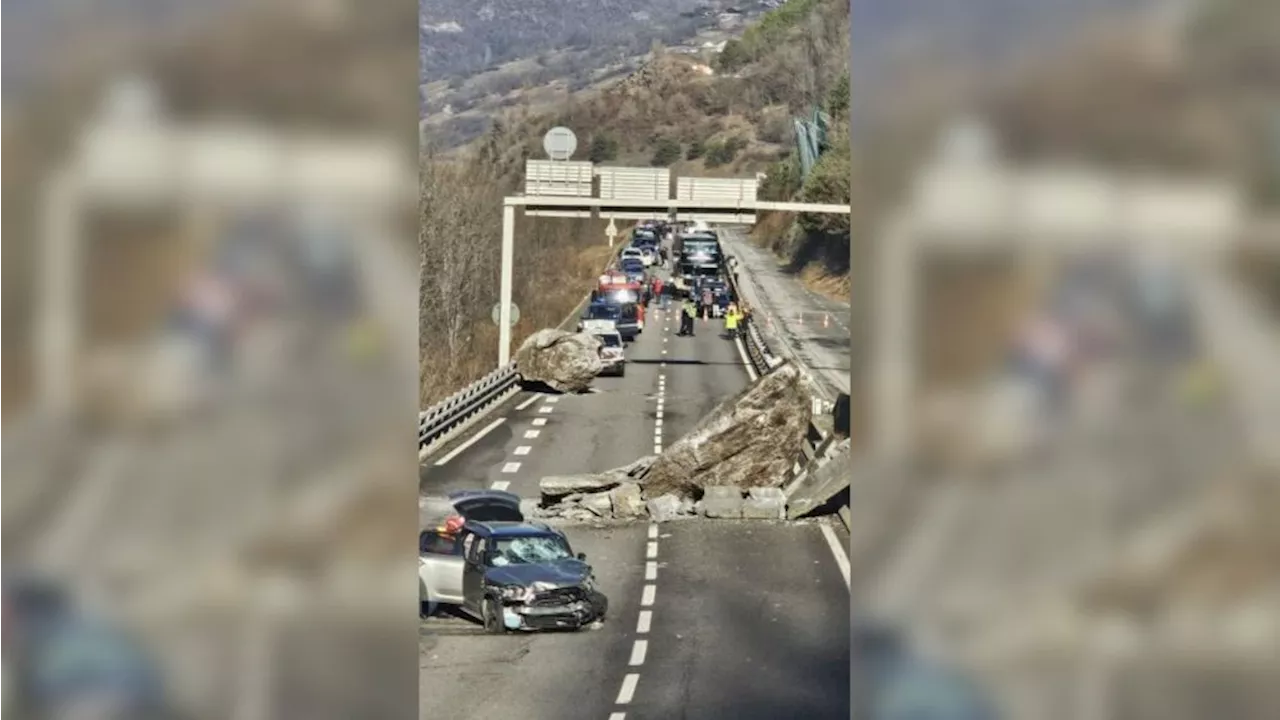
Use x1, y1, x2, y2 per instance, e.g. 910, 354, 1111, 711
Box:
419, 0, 785, 148
419, 0, 851, 407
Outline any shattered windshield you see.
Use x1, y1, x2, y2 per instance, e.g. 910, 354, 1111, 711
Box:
490, 536, 573, 566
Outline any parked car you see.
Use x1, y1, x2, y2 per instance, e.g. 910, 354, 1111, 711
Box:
637, 246, 657, 267
618, 258, 647, 284
594, 331, 625, 376
619, 247, 644, 266
418, 491, 608, 633
578, 302, 621, 335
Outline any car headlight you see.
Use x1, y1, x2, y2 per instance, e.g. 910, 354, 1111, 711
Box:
498, 585, 530, 602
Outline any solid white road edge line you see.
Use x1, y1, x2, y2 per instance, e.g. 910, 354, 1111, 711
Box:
516, 394, 541, 411
433, 417, 506, 466
733, 335, 759, 382
819, 523, 852, 590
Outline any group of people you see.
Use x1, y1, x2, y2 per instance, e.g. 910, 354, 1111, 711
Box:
676, 295, 747, 338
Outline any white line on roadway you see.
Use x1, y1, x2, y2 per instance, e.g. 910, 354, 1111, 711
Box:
490, 480, 510, 491
532, 418, 547, 426
501, 462, 521, 473
538, 406, 554, 414
616, 674, 640, 704
433, 417, 505, 466
636, 610, 652, 634
641, 585, 656, 606
819, 523, 851, 589
544, 396, 559, 404
646, 541, 658, 559
645, 561, 657, 580
609, 713, 626, 720
516, 394, 541, 411
513, 445, 532, 456
524, 430, 540, 439
629, 640, 648, 666
654, 418, 663, 428
733, 335, 759, 382
648, 524, 659, 539
653, 444, 662, 454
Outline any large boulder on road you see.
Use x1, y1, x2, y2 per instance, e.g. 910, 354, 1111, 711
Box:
643, 362, 813, 498
514, 329, 603, 393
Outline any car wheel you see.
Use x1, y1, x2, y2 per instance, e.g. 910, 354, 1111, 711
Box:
618, 365, 626, 377
483, 597, 506, 635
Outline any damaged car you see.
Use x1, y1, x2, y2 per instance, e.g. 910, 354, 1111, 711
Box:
419, 490, 608, 633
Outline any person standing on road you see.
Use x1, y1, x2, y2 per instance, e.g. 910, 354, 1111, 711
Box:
701, 286, 714, 321
652, 276, 664, 309
724, 304, 740, 339
679, 298, 697, 336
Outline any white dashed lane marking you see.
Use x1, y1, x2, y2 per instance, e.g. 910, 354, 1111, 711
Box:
616, 674, 639, 704
516, 394, 541, 411
636, 611, 652, 634
513, 445, 532, 456
532, 418, 547, 426
544, 396, 559, 404
524, 430, 540, 439
641, 585, 656, 606
646, 541, 658, 559
644, 561, 657, 580
628, 640, 648, 666
538, 406, 554, 414
490, 480, 510, 491
501, 462, 520, 473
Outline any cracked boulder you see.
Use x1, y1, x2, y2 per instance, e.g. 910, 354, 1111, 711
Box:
644, 361, 813, 499
514, 329, 603, 393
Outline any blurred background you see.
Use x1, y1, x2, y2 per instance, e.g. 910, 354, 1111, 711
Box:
3, 1, 420, 718
847, 0, 1279, 718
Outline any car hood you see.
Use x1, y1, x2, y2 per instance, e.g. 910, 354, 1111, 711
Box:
484, 559, 591, 588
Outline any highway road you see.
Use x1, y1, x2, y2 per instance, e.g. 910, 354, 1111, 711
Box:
719, 227, 851, 397
419, 266, 852, 720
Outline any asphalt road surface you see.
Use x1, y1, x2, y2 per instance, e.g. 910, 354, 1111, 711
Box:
720, 227, 851, 397
420, 268, 852, 719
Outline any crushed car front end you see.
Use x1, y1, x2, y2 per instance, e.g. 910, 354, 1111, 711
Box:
492, 581, 608, 632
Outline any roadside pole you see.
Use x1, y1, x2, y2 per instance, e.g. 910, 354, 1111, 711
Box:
498, 202, 516, 366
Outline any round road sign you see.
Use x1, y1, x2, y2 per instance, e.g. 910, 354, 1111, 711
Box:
491, 302, 520, 327
543, 127, 578, 160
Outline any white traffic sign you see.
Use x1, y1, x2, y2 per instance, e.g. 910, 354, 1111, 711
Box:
605, 218, 618, 246
542, 127, 578, 161
492, 302, 520, 327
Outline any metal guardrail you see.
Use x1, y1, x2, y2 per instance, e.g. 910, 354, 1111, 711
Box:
418, 362, 520, 455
